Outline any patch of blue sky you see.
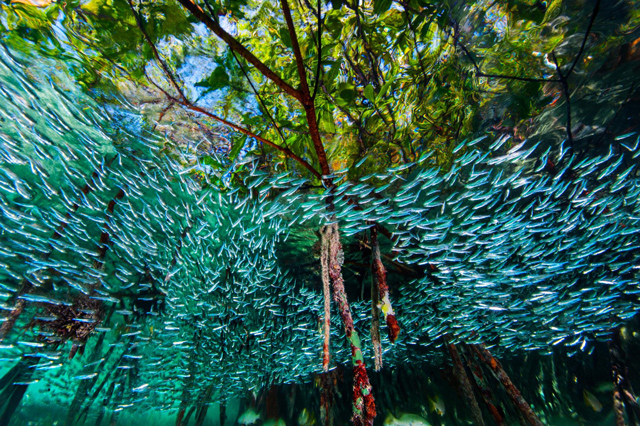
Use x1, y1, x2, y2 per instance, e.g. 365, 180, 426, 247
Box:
102, 103, 145, 136
428, 31, 440, 53
51, 13, 70, 46
220, 15, 238, 37
483, 2, 508, 39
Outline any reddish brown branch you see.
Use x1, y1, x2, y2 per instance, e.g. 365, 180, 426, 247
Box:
281, 0, 311, 97
445, 338, 485, 426
311, 0, 322, 100
280, 0, 331, 177
175, 0, 303, 103
178, 102, 321, 179
130, 9, 322, 180
131, 12, 321, 179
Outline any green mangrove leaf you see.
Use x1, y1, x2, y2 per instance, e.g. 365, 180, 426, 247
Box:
373, 0, 392, 15
229, 134, 247, 162
364, 84, 375, 102
195, 66, 230, 95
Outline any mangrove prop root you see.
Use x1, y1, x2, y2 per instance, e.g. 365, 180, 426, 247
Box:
0, 157, 117, 341
320, 373, 333, 426
287, 385, 297, 420
94, 369, 122, 426
66, 365, 100, 425
370, 226, 399, 343
320, 227, 331, 371
609, 326, 640, 424
612, 386, 626, 426
370, 270, 382, 372
622, 389, 640, 421
369, 229, 382, 371
319, 371, 335, 426
0, 356, 40, 426
324, 223, 375, 426
267, 385, 280, 420
472, 344, 543, 426
0, 298, 25, 341
182, 406, 195, 426
189, 383, 214, 425
71, 334, 126, 426
77, 339, 126, 420
445, 339, 485, 426
610, 328, 628, 426
462, 345, 505, 426
220, 401, 227, 426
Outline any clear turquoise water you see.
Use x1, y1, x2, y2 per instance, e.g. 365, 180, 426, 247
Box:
1, 1, 639, 425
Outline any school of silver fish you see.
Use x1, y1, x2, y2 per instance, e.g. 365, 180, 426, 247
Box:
0, 37, 638, 417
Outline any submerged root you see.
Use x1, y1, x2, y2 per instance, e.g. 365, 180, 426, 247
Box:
0, 356, 41, 425
370, 226, 399, 344
320, 226, 331, 371
445, 338, 485, 426
323, 223, 376, 426
28, 295, 104, 359
471, 344, 543, 426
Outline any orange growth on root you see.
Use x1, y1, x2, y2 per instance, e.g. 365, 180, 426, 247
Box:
352, 360, 376, 426
386, 315, 401, 343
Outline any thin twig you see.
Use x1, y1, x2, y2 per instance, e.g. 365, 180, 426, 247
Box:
153, 102, 175, 131
551, 51, 573, 148
565, 0, 601, 78
450, 26, 560, 83
126, 0, 188, 103
594, 81, 637, 148
478, 72, 559, 83
346, 0, 381, 87
229, 49, 288, 146
311, 0, 322, 100
403, 6, 428, 82
343, 43, 369, 86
